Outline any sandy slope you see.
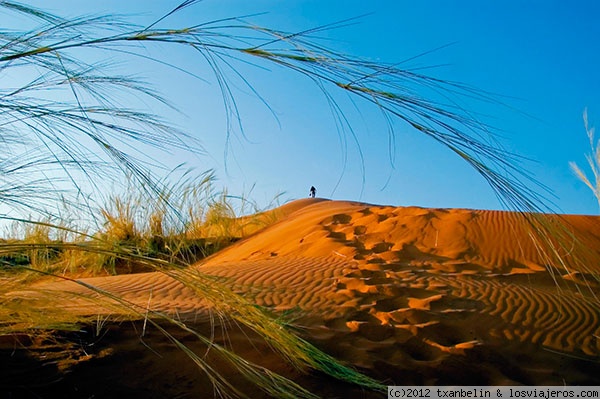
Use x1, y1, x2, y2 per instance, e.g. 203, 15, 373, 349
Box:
4, 198, 600, 394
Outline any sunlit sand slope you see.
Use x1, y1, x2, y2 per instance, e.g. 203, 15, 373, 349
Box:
15, 199, 600, 385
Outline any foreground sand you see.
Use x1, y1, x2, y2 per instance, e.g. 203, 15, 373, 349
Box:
3, 199, 600, 397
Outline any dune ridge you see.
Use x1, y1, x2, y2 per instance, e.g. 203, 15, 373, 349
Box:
7, 198, 600, 387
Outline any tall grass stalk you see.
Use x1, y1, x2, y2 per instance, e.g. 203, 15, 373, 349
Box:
0, 1, 596, 397
570, 108, 600, 211
0, 1, 553, 216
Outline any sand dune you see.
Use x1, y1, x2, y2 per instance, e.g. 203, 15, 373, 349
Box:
5, 198, 600, 394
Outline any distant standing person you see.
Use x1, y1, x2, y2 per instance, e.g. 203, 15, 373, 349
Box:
309, 186, 316, 198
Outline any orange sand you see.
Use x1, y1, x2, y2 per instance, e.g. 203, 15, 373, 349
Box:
3, 199, 600, 397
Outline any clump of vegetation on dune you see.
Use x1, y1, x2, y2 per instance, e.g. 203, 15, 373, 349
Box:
0, 168, 275, 278
0, 0, 597, 397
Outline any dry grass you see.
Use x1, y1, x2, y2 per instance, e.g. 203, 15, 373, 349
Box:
0, 168, 280, 278
1, 1, 595, 397
570, 108, 600, 211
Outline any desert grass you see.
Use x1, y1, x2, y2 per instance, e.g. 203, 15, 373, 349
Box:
0, 1, 553, 215
0, 1, 597, 397
570, 108, 600, 210
0, 168, 278, 279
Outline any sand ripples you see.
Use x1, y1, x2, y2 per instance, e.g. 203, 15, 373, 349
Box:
10, 199, 600, 384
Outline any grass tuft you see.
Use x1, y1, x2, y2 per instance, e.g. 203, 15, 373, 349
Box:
570, 108, 600, 211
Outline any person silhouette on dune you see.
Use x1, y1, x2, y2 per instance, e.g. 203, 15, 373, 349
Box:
309, 186, 316, 198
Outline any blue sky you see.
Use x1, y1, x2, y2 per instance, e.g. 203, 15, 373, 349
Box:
7, 1, 600, 215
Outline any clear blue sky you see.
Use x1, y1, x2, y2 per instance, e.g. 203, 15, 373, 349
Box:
8, 1, 600, 215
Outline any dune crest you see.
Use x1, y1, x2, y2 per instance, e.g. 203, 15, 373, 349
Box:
206, 200, 599, 274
